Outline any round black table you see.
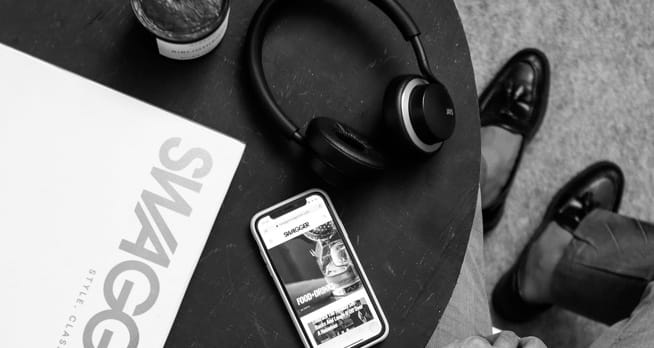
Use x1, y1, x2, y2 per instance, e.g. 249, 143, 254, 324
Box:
0, 0, 480, 346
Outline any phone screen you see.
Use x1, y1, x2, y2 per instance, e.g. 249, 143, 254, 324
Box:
255, 193, 385, 348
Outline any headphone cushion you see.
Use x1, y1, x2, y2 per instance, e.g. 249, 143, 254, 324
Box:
305, 117, 385, 179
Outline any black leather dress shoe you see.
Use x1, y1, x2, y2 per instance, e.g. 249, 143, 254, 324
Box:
480, 48, 550, 233
491, 161, 624, 323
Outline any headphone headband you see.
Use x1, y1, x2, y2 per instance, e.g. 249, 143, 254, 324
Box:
369, 0, 419, 39
245, 0, 438, 143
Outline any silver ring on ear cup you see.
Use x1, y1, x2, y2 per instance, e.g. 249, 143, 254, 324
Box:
400, 78, 444, 153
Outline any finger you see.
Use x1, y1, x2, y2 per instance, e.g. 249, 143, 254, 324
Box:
519, 336, 547, 348
488, 331, 520, 348
461, 335, 493, 348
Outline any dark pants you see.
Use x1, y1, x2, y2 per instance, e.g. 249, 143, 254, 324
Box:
427, 192, 654, 347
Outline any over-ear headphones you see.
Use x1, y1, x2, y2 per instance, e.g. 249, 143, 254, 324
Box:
246, 0, 456, 185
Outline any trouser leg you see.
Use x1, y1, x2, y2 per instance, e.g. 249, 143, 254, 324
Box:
426, 191, 492, 347
590, 281, 654, 348
551, 209, 654, 325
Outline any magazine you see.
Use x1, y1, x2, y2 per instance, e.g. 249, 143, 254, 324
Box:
0, 44, 245, 348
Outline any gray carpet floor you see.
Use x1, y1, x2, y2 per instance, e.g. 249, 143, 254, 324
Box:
453, 0, 654, 347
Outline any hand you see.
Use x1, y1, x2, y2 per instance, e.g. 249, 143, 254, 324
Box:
443, 331, 547, 348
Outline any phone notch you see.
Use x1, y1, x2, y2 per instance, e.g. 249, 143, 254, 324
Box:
269, 197, 308, 219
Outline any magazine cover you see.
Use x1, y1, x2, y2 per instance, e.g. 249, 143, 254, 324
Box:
0, 44, 245, 348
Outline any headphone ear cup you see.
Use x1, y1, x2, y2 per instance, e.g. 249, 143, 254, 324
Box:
383, 75, 455, 155
305, 117, 385, 185
383, 75, 422, 154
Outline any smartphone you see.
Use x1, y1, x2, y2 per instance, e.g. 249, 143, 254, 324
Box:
251, 189, 389, 348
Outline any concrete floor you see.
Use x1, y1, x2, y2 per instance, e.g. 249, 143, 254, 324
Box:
454, 0, 654, 347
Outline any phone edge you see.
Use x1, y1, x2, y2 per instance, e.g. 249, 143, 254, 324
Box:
316, 189, 390, 348
250, 190, 314, 348
249, 188, 390, 348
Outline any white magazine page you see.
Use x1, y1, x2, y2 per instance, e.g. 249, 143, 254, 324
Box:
0, 44, 244, 348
